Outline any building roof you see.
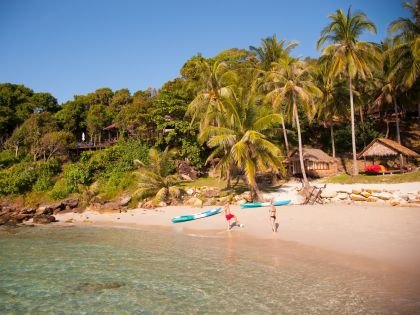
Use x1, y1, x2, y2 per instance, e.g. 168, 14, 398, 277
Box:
357, 138, 419, 159
288, 148, 335, 162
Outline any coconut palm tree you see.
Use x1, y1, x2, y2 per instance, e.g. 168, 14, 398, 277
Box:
134, 147, 181, 204
199, 83, 284, 201
265, 56, 322, 188
250, 34, 298, 70
387, 1, 420, 112
317, 8, 381, 175
315, 62, 348, 157
186, 59, 237, 129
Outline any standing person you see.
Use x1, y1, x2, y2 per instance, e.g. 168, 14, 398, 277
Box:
223, 201, 242, 230
269, 200, 277, 232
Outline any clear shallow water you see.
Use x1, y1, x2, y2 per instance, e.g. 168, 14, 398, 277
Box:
0, 225, 419, 314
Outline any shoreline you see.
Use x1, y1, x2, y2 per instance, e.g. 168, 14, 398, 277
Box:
52, 202, 420, 274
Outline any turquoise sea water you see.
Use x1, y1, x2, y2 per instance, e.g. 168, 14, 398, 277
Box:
0, 225, 419, 314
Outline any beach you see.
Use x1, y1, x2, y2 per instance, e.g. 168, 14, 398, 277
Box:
54, 197, 420, 273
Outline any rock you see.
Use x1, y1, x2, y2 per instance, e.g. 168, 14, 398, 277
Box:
202, 187, 222, 198
186, 188, 195, 196
100, 202, 120, 212
33, 215, 56, 224
36, 206, 53, 216
320, 189, 337, 198
373, 192, 393, 200
158, 201, 167, 207
63, 198, 79, 209
14, 214, 33, 222
193, 198, 203, 208
118, 196, 131, 207
180, 174, 192, 181
20, 208, 36, 215
350, 194, 367, 201
364, 188, 381, 193
185, 197, 203, 208
390, 199, 400, 206
236, 199, 247, 205
337, 193, 349, 200
0, 215, 10, 225
352, 189, 362, 195
336, 188, 352, 194
177, 160, 199, 180
241, 191, 253, 202
367, 196, 378, 202
360, 191, 371, 198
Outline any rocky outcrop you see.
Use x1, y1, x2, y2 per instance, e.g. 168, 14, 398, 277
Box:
320, 187, 420, 207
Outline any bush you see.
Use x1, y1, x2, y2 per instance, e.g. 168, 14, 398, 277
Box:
0, 150, 19, 169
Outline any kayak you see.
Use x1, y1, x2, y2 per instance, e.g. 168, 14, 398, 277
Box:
240, 200, 291, 208
171, 207, 222, 223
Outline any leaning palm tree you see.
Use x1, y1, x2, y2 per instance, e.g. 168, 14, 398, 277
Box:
199, 83, 284, 201
265, 56, 322, 188
134, 147, 181, 204
317, 8, 381, 175
250, 34, 299, 70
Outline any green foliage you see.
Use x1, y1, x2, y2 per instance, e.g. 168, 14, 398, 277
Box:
0, 159, 60, 195
0, 150, 19, 169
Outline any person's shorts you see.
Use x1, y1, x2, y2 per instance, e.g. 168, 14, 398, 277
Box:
225, 213, 234, 221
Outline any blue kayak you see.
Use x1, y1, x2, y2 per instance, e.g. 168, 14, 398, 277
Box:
240, 200, 291, 208
171, 207, 222, 223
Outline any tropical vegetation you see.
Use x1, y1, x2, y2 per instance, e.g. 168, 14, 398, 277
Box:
0, 2, 418, 203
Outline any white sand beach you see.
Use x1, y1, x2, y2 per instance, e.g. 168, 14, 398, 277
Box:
53, 182, 420, 273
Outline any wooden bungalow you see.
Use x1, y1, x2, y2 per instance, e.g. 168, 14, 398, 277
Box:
287, 148, 338, 178
357, 138, 419, 172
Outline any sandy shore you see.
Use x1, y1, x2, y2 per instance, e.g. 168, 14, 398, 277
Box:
54, 198, 420, 273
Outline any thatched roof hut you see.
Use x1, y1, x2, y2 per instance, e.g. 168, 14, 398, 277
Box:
287, 148, 338, 178
357, 138, 419, 159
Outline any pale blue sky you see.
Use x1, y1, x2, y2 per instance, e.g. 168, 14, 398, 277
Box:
0, 0, 409, 103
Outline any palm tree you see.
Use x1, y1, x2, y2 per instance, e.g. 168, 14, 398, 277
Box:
317, 8, 381, 175
387, 1, 420, 112
199, 83, 284, 201
186, 59, 237, 129
315, 62, 348, 158
250, 34, 298, 70
265, 56, 322, 188
134, 147, 181, 205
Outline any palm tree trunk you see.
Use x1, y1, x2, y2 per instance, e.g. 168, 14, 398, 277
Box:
393, 94, 404, 168
281, 116, 289, 155
349, 76, 359, 175
330, 123, 335, 158
385, 119, 390, 138
293, 97, 309, 187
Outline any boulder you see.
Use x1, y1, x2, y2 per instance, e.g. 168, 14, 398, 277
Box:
373, 192, 393, 200
0, 214, 10, 225
364, 188, 381, 193
320, 189, 337, 198
158, 201, 168, 207
241, 191, 253, 202
351, 189, 362, 195
33, 214, 56, 224
336, 188, 352, 194
118, 196, 132, 207
366, 196, 378, 202
63, 198, 79, 209
350, 194, 367, 201
337, 193, 349, 200
20, 208, 36, 215
390, 199, 401, 207
360, 191, 371, 198
202, 187, 222, 198
186, 188, 196, 196
99, 202, 120, 212
193, 198, 203, 208
14, 214, 33, 222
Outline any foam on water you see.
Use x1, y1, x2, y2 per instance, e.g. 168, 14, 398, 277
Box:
0, 225, 418, 314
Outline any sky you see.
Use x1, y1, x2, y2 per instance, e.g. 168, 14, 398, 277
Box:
0, 0, 410, 104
